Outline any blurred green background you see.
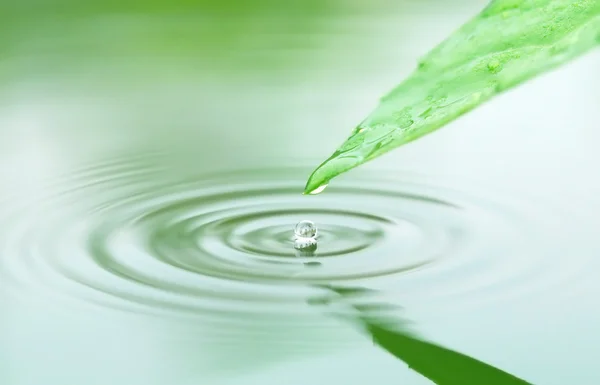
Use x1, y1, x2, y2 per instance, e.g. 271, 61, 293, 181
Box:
0, 0, 597, 177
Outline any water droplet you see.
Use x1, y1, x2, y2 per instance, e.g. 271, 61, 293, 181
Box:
294, 237, 318, 255
393, 107, 414, 129
295, 220, 317, 239
307, 184, 328, 195
487, 60, 502, 73
338, 133, 365, 152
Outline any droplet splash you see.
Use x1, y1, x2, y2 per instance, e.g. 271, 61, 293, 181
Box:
294, 238, 318, 256
294, 220, 318, 240
0, 160, 586, 321
294, 220, 318, 254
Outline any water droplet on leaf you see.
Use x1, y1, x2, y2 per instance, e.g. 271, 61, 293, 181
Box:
338, 133, 365, 152
307, 184, 328, 195
487, 59, 502, 73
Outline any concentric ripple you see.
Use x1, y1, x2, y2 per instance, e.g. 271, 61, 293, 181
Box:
0, 153, 594, 318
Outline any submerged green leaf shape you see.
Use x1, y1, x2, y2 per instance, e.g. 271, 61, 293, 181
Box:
304, 0, 600, 194
366, 323, 533, 385
321, 286, 533, 384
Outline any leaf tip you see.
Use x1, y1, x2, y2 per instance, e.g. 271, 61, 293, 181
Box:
303, 152, 363, 195
303, 168, 330, 195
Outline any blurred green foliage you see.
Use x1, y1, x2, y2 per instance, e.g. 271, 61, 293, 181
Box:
0, 0, 339, 77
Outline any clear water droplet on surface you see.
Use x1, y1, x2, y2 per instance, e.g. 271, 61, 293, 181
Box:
294, 237, 318, 256
294, 220, 317, 239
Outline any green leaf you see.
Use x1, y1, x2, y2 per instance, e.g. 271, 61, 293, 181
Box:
366, 323, 533, 385
304, 0, 600, 194
319, 285, 533, 384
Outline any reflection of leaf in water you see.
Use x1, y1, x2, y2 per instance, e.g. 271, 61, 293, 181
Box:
305, 0, 600, 194
319, 286, 533, 385
367, 323, 532, 385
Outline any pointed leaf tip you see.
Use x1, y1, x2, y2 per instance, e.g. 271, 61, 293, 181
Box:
304, 0, 600, 190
